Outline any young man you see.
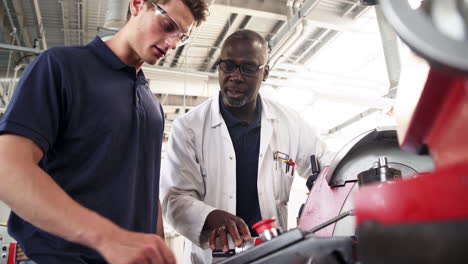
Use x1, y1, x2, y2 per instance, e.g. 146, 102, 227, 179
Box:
161, 29, 333, 264
0, 0, 208, 263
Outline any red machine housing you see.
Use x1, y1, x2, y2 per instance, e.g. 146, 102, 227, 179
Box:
354, 69, 468, 227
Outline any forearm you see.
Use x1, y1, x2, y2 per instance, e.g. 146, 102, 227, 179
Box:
0, 160, 117, 252
163, 192, 217, 247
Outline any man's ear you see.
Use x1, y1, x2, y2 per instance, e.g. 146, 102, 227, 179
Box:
263, 64, 270, 82
129, 0, 146, 17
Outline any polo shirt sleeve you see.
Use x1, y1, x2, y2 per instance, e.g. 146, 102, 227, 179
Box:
0, 50, 68, 154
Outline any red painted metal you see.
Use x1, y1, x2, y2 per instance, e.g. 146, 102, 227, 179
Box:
298, 167, 356, 236
355, 70, 468, 225
253, 237, 263, 246
7, 243, 16, 264
252, 218, 276, 235
355, 166, 468, 225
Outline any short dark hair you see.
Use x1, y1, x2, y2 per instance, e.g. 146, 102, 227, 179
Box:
127, 0, 209, 26
223, 29, 270, 62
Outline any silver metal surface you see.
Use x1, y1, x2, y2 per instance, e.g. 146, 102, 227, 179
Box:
379, 0, 468, 73
234, 237, 260, 253
378, 156, 387, 166
326, 127, 434, 237
333, 184, 357, 236
432, 0, 466, 41
326, 127, 434, 186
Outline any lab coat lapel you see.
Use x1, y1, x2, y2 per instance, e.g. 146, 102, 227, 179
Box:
258, 98, 276, 173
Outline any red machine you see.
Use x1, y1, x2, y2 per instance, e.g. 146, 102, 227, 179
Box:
301, 0, 468, 263
353, 1, 468, 262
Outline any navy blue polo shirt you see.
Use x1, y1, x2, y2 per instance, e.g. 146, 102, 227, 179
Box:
0, 37, 164, 263
219, 94, 262, 236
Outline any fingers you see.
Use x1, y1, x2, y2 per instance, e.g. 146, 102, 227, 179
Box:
209, 225, 231, 253
217, 226, 230, 252
141, 236, 176, 264
145, 249, 161, 264
155, 237, 176, 264
209, 229, 218, 250
206, 211, 253, 253
236, 220, 252, 242
225, 222, 242, 247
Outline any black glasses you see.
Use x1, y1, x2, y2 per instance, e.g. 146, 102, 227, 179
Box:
152, 2, 190, 46
217, 59, 267, 76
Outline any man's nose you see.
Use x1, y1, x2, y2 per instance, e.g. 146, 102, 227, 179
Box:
165, 35, 179, 50
230, 67, 244, 81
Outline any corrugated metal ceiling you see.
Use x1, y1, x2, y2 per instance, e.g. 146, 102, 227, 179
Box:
0, 0, 370, 78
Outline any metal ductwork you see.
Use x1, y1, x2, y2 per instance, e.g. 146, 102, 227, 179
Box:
98, 0, 130, 40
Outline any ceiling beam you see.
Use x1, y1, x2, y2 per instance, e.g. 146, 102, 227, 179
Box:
269, 0, 320, 44
1, 0, 21, 46
305, 10, 357, 31
375, 5, 401, 94
60, 0, 71, 45
0, 6, 15, 45
12, 0, 32, 48
212, 0, 288, 18
32, 0, 47, 49
81, 0, 88, 45
296, 29, 338, 64
211, 1, 359, 30
143, 65, 217, 79
208, 14, 252, 73
77, 1, 82, 45
198, 13, 238, 72
0, 43, 43, 54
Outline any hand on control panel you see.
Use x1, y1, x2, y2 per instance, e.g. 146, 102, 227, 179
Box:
204, 210, 251, 253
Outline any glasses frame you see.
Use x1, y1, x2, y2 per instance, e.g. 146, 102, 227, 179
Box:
217, 59, 267, 76
151, 2, 190, 46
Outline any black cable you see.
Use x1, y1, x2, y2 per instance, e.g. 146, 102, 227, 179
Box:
308, 210, 354, 233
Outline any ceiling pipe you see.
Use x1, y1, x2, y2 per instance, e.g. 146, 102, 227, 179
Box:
77, 1, 82, 45
59, 0, 70, 45
375, 5, 401, 95
12, 0, 33, 48
269, 0, 322, 69
325, 5, 397, 135
32, 0, 47, 49
81, 0, 88, 45
98, 0, 130, 40
1, 0, 21, 46
0, 43, 43, 54
270, 22, 304, 69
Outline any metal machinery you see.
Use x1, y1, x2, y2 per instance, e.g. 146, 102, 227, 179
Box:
354, 0, 468, 262
217, 0, 468, 263
0, 225, 15, 264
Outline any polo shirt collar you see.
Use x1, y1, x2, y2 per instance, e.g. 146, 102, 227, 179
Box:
219, 93, 262, 128
87, 36, 129, 71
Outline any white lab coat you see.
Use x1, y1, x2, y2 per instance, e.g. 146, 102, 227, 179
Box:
161, 95, 332, 264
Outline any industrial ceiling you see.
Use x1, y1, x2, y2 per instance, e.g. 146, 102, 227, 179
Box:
0, 0, 371, 94
0, 0, 395, 144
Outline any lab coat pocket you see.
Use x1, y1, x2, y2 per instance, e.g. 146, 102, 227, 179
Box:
273, 167, 294, 204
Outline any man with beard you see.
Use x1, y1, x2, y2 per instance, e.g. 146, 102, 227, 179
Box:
161, 29, 333, 264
